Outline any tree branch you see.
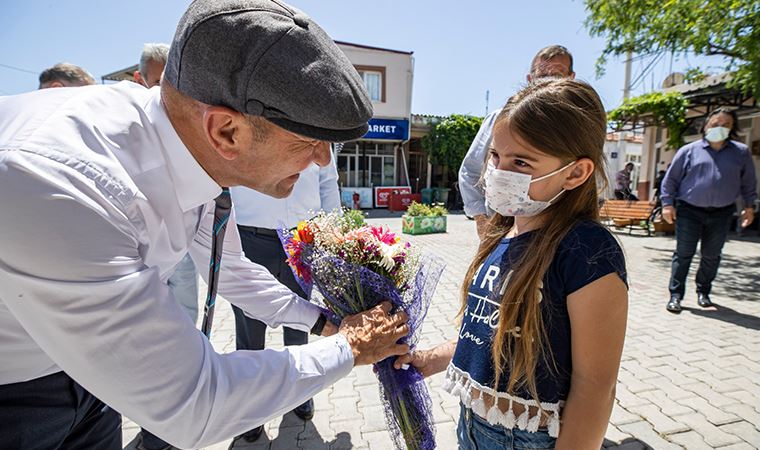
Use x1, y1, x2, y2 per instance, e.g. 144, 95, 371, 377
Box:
706, 42, 742, 59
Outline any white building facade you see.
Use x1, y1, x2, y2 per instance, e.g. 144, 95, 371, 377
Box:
334, 41, 415, 208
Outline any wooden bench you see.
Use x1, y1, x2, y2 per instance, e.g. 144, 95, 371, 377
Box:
599, 200, 656, 236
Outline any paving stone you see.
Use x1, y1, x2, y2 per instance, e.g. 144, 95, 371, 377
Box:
619, 368, 659, 394
725, 390, 760, 412
681, 381, 742, 408
357, 384, 383, 408
668, 430, 713, 450
361, 406, 391, 433
693, 373, 747, 394
314, 388, 334, 412
724, 355, 760, 373
717, 443, 758, 450
325, 419, 367, 449
306, 410, 336, 442
675, 413, 743, 447
628, 404, 690, 435
717, 421, 760, 447
616, 384, 652, 409
638, 390, 695, 417
610, 403, 643, 426
354, 365, 378, 387
329, 376, 356, 399
617, 421, 683, 450
330, 397, 360, 422
363, 430, 397, 450
724, 403, 760, 426
605, 423, 634, 444
676, 396, 740, 426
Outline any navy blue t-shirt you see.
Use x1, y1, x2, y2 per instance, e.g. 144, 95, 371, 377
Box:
451, 221, 627, 405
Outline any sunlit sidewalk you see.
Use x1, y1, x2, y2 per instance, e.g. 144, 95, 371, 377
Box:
123, 215, 760, 449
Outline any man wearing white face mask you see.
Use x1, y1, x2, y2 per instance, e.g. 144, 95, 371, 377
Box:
661, 108, 757, 313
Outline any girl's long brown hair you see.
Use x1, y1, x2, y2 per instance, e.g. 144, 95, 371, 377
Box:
459, 79, 608, 405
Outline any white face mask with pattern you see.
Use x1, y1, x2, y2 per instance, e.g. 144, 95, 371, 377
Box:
484, 161, 575, 217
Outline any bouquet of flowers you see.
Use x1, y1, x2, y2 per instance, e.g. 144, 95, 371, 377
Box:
280, 211, 444, 450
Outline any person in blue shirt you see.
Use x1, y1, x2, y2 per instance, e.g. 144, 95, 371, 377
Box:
661, 108, 757, 313
396, 79, 628, 449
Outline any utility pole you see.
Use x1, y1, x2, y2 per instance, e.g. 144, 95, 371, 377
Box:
485, 90, 490, 116
617, 50, 633, 195
623, 50, 632, 101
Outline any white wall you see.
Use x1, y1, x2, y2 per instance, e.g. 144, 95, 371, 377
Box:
338, 43, 413, 119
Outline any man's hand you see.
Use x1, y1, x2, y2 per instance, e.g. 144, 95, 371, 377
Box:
339, 302, 409, 366
321, 320, 338, 337
474, 214, 489, 240
741, 207, 755, 228
662, 205, 676, 224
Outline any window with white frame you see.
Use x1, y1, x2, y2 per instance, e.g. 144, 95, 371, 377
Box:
355, 66, 385, 102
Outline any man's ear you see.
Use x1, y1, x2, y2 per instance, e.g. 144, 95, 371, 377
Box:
202, 106, 245, 161
562, 158, 594, 191
133, 71, 144, 86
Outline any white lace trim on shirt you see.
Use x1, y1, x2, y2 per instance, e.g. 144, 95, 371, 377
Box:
443, 364, 564, 438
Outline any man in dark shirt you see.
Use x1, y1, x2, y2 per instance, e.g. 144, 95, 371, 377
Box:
661, 108, 757, 313
614, 162, 639, 200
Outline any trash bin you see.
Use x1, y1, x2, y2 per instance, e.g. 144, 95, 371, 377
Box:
433, 188, 451, 205
421, 188, 434, 205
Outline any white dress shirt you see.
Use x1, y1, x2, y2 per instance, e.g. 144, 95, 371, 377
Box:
231, 153, 341, 229
458, 109, 500, 217
0, 82, 353, 448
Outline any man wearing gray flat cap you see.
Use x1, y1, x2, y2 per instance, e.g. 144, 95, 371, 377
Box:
0, 1, 411, 449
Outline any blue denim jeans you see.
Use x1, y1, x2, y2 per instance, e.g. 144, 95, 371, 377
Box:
457, 404, 556, 450
669, 202, 734, 297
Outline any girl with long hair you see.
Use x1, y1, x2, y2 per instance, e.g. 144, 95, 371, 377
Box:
395, 79, 628, 449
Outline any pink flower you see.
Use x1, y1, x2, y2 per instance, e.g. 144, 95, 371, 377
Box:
370, 226, 399, 246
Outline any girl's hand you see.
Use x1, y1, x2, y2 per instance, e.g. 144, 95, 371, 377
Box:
394, 340, 457, 378
394, 349, 435, 377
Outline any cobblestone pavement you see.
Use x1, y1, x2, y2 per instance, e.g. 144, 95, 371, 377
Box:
123, 214, 760, 450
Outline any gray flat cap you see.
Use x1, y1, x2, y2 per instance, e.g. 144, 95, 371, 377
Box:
165, 0, 372, 142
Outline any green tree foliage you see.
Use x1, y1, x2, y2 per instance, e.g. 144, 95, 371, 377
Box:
422, 114, 483, 172
585, 0, 760, 94
608, 91, 688, 149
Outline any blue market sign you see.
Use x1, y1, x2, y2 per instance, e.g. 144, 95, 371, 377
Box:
363, 118, 409, 141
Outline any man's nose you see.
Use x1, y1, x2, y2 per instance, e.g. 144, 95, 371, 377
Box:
313, 142, 332, 167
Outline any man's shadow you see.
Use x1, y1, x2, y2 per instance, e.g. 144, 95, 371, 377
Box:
229, 412, 353, 449
684, 303, 760, 331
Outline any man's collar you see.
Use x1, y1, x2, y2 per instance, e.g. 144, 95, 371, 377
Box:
145, 90, 222, 211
